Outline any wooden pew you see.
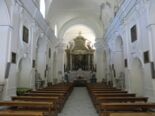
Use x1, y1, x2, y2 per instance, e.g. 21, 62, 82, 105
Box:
91, 91, 127, 93
36, 85, 73, 99
94, 97, 148, 111
24, 93, 64, 98
92, 93, 136, 104
12, 96, 61, 112
24, 92, 67, 110
100, 112, 155, 116
93, 93, 136, 97
33, 90, 67, 93
88, 88, 121, 91
0, 83, 73, 115
0, 101, 56, 116
24, 92, 65, 99
0, 110, 44, 116
31, 91, 68, 96
99, 103, 155, 116
38, 88, 72, 96
96, 97, 148, 103
91, 93, 136, 111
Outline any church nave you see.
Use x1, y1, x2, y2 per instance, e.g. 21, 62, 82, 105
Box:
1, 0, 155, 115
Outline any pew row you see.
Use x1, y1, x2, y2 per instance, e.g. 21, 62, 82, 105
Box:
100, 112, 155, 116
12, 96, 61, 112
0, 110, 44, 116
99, 103, 155, 116
0, 101, 56, 116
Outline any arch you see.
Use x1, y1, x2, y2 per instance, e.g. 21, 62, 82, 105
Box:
63, 24, 96, 44
113, 36, 124, 73
0, 0, 10, 25
36, 37, 47, 80
17, 57, 31, 88
113, 36, 124, 88
36, 37, 46, 49
58, 17, 103, 39
130, 57, 144, 96
52, 51, 57, 80
115, 36, 123, 51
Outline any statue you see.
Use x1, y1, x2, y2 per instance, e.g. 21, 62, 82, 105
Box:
90, 71, 96, 83
76, 68, 83, 79
64, 72, 69, 83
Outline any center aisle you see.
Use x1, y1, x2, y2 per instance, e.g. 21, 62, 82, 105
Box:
59, 87, 98, 116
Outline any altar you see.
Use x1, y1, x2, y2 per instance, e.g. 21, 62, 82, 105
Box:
68, 70, 91, 82
65, 33, 95, 71
73, 79, 87, 87
64, 33, 95, 84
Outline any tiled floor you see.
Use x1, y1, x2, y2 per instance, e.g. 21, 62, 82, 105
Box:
58, 87, 98, 116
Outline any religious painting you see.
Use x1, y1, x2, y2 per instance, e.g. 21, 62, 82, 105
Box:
11, 52, 16, 64
23, 26, 29, 43
150, 62, 155, 79
143, 51, 150, 63
124, 59, 128, 67
32, 60, 35, 68
5, 62, 11, 79
131, 25, 137, 42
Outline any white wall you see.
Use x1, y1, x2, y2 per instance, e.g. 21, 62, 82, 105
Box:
0, 0, 56, 100
104, 0, 155, 101
95, 39, 107, 82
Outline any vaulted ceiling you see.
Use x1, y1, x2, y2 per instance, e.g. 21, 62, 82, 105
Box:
45, 0, 123, 39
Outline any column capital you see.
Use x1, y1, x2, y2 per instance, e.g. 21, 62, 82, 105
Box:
56, 42, 66, 48
94, 39, 105, 50
56, 42, 66, 53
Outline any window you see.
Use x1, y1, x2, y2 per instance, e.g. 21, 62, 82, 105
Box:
49, 48, 51, 58
11, 52, 16, 64
40, 0, 45, 18
124, 59, 128, 67
23, 26, 29, 43
131, 25, 137, 42
32, 60, 35, 68
144, 51, 150, 63
54, 25, 58, 37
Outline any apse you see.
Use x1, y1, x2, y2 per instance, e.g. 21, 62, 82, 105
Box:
63, 24, 96, 47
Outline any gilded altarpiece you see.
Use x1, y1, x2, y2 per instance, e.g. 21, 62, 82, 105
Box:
65, 35, 95, 71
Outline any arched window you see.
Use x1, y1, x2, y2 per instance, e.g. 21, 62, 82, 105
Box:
40, 0, 45, 18
54, 25, 58, 37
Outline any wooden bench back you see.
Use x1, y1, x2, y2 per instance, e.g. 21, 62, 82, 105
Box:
94, 93, 136, 97
92, 91, 127, 93
97, 97, 148, 103
0, 110, 44, 116
100, 112, 155, 116
25, 93, 64, 96
100, 103, 155, 111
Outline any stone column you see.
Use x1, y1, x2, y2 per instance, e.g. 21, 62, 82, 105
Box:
56, 43, 66, 82
148, 24, 155, 94
70, 54, 72, 70
88, 54, 90, 70
148, 25, 155, 63
94, 39, 106, 82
